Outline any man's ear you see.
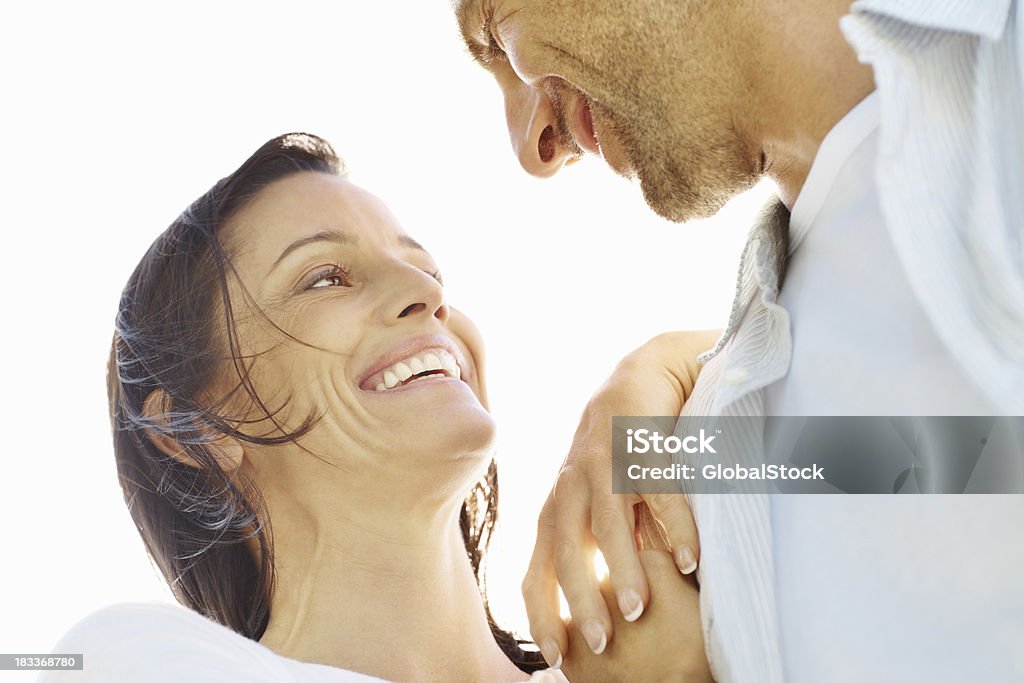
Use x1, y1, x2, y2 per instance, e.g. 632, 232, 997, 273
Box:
141, 389, 245, 473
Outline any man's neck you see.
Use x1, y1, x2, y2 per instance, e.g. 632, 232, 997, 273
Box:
746, 0, 876, 207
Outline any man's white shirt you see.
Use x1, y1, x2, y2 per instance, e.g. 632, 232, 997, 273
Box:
677, 1, 1024, 681
766, 92, 996, 415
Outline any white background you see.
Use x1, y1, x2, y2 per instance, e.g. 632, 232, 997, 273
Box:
0, 1, 772, 673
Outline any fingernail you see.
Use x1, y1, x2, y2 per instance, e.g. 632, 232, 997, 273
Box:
581, 620, 607, 655
618, 588, 644, 622
532, 672, 556, 683
676, 546, 698, 574
540, 638, 562, 669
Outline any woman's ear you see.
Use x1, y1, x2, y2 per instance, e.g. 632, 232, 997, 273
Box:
141, 389, 245, 473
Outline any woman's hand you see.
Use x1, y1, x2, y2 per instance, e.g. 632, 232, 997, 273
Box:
522, 330, 719, 666
561, 549, 713, 682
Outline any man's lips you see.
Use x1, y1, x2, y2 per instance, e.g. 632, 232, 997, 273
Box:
570, 93, 601, 155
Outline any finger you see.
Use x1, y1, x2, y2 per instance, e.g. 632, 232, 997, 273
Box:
529, 670, 570, 683
522, 496, 568, 669
636, 547, 684, 578
552, 472, 613, 655
642, 492, 701, 574
636, 549, 704, 634
589, 495, 649, 623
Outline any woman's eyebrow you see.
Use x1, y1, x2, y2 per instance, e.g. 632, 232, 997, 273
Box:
271, 229, 355, 272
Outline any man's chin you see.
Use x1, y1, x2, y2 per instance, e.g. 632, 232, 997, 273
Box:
638, 171, 732, 224
608, 118, 755, 222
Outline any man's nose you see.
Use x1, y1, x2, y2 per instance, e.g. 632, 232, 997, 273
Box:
502, 80, 574, 178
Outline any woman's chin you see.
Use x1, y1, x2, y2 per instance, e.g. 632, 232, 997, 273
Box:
406, 405, 498, 457
356, 378, 496, 452
362, 376, 492, 422
366, 414, 497, 504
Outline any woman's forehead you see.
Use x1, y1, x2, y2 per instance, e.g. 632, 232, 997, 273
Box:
224, 173, 419, 267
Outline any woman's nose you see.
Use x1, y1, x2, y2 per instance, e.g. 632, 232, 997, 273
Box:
386, 267, 449, 324
502, 80, 575, 178
397, 298, 449, 323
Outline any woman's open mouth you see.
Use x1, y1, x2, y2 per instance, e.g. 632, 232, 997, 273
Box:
361, 347, 463, 392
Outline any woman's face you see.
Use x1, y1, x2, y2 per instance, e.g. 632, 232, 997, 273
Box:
219, 172, 495, 476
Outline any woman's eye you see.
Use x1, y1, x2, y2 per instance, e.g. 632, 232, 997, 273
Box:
311, 275, 344, 288
304, 265, 351, 290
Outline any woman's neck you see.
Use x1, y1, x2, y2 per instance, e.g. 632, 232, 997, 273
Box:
256, 482, 527, 682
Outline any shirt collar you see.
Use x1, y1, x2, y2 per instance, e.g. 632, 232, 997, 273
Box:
850, 0, 1013, 41
789, 91, 880, 255
698, 200, 790, 365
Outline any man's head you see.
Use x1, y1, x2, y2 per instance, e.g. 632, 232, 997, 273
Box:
455, 0, 763, 222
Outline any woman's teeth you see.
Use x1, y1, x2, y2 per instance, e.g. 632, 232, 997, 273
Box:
374, 350, 462, 391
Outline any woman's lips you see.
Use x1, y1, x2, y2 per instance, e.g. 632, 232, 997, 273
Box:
357, 335, 471, 392
366, 348, 462, 392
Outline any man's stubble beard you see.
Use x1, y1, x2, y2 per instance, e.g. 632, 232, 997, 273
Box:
594, 92, 762, 224
568, 0, 762, 223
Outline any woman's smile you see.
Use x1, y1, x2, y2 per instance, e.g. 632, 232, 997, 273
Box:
357, 334, 470, 393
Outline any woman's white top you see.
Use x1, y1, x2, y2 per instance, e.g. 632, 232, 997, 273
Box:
39, 602, 389, 682
40, 602, 564, 682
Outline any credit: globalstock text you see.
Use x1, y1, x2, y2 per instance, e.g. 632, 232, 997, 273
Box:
623, 428, 825, 481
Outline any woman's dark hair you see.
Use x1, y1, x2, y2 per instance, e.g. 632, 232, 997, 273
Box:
108, 133, 544, 672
